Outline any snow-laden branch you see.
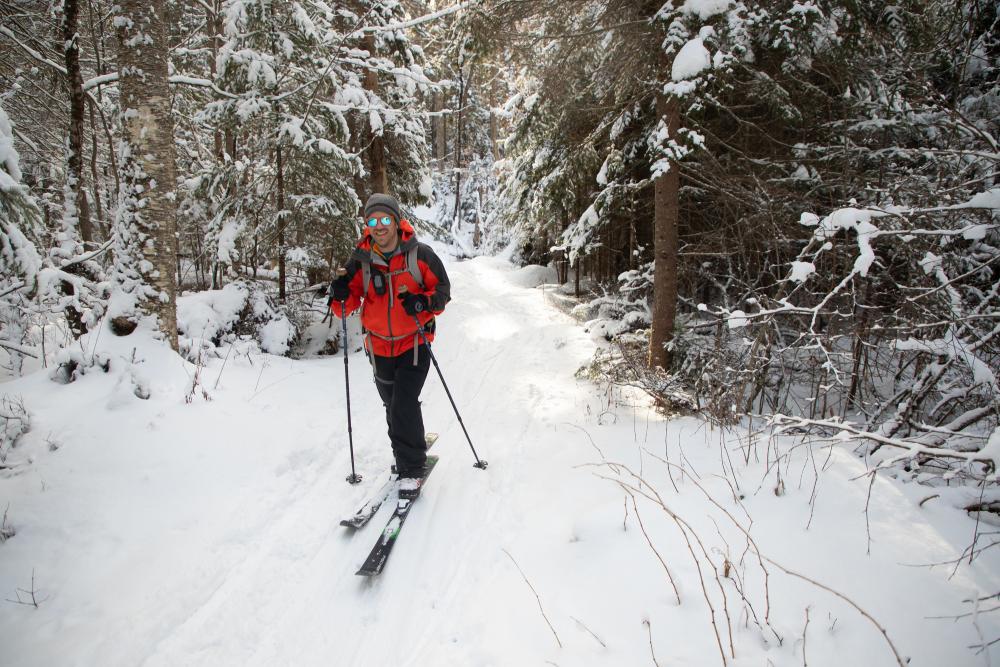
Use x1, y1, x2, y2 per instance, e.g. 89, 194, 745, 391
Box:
0, 341, 38, 359
60, 240, 114, 269
716, 190, 1000, 330
0, 282, 27, 300
81, 72, 119, 91
79, 71, 243, 99
348, 1, 477, 37
81, 72, 457, 119
167, 75, 240, 99
769, 414, 998, 468
0, 25, 68, 76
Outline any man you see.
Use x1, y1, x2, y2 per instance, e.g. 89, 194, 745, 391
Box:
328, 193, 451, 493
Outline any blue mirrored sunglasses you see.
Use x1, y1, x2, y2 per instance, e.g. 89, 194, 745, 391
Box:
365, 215, 394, 227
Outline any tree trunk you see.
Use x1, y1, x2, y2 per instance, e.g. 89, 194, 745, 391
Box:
87, 100, 104, 237
440, 92, 449, 164
62, 0, 93, 245
209, 0, 224, 163
112, 0, 179, 351
85, 0, 109, 238
362, 34, 388, 194
453, 62, 474, 233
489, 73, 499, 161
276, 145, 286, 301
647, 92, 680, 371
431, 89, 445, 165
347, 112, 368, 216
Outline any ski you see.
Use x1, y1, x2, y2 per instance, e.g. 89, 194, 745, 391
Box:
356, 455, 439, 576
340, 472, 396, 529
340, 433, 438, 529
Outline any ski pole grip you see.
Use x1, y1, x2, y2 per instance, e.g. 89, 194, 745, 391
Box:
335, 267, 347, 304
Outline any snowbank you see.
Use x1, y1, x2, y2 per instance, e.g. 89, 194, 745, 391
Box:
507, 263, 558, 288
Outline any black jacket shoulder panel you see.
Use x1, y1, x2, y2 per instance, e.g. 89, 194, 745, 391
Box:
416, 243, 451, 309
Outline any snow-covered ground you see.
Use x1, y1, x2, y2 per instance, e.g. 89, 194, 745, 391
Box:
1, 254, 999, 666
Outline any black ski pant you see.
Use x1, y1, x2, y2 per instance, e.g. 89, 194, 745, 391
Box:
373, 345, 430, 474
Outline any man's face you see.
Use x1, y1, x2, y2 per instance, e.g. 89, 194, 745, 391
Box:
370, 213, 398, 249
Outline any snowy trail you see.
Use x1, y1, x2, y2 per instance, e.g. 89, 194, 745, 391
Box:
138, 256, 602, 667
2, 254, 1000, 666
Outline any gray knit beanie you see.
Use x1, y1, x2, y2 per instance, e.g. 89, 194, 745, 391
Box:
364, 193, 402, 221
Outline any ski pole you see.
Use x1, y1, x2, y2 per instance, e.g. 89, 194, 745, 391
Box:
337, 268, 362, 485
399, 286, 488, 470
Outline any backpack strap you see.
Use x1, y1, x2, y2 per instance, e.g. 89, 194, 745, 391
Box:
407, 245, 424, 288
361, 245, 422, 298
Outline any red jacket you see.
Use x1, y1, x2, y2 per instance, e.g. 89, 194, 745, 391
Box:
330, 219, 450, 358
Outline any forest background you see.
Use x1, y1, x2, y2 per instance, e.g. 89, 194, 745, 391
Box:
1, 0, 999, 625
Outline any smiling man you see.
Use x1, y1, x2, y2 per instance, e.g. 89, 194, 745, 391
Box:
328, 193, 451, 495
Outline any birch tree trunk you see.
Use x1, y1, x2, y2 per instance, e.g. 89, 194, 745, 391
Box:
647, 89, 680, 370
109, 0, 179, 351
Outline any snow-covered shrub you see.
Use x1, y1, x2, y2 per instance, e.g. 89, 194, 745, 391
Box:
176, 281, 297, 358
669, 320, 754, 424
575, 332, 696, 414
0, 395, 30, 464
575, 263, 654, 336
49, 346, 111, 385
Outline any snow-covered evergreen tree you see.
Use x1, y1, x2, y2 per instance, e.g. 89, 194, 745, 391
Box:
181, 0, 361, 288
0, 103, 44, 375
347, 0, 434, 206
177, 0, 436, 295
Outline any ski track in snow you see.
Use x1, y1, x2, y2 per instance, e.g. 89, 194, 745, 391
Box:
2, 255, 1000, 666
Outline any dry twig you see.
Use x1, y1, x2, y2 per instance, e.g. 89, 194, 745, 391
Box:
764, 557, 906, 667
502, 548, 562, 649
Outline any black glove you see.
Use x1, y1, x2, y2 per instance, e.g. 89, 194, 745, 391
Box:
328, 275, 351, 304
400, 291, 430, 315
